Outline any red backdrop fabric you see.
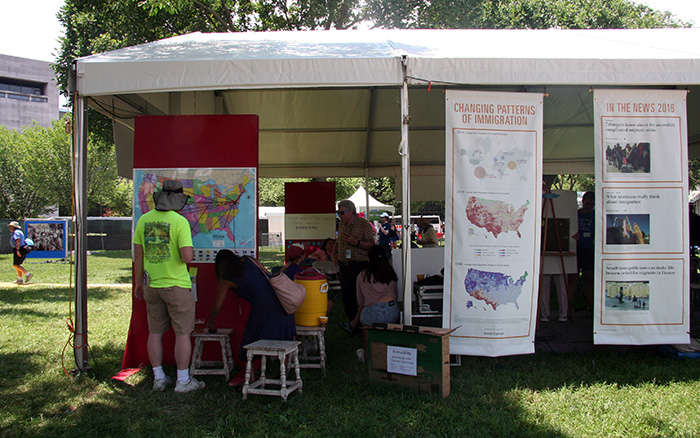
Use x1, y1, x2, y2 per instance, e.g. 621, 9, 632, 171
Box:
121, 115, 259, 371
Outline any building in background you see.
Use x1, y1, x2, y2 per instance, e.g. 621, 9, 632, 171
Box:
0, 54, 59, 130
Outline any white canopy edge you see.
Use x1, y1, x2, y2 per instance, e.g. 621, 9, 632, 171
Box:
76, 28, 700, 98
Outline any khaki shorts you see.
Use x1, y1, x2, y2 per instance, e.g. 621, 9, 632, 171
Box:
144, 286, 195, 336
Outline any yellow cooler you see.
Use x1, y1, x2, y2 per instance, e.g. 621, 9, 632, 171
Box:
294, 271, 328, 326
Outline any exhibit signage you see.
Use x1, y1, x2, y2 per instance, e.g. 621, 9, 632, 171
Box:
593, 89, 689, 345
443, 90, 543, 357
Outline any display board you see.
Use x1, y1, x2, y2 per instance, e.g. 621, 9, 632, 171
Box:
122, 114, 259, 370
594, 89, 689, 345
283, 182, 336, 260
24, 220, 67, 259
443, 90, 543, 357
133, 168, 257, 262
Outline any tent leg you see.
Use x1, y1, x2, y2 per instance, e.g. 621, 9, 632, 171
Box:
73, 93, 89, 373
400, 57, 412, 325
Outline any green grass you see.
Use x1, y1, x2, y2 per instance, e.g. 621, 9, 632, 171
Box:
1, 250, 700, 437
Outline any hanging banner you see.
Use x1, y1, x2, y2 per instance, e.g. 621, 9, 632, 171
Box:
444, 90, 543, 357
594, 89, 689, 345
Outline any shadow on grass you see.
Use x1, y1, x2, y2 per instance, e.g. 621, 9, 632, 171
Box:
88, 250, 132, 259
2, 292, 699, 437
0, 286, 126, 305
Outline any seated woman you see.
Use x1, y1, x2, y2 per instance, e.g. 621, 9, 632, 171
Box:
308, 238, 334, 262
281, 245, 305, 280
207, 249, 296, 385
341, 245, 399, 335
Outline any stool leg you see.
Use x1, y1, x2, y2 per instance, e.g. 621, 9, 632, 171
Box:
279, 351, 288, 401
219, 339, 230, 379
189, 338, 203, 376
242, 350, 253, 400
318, 331, 326, 370
293, 351, 302, 394
225, 339, 234, 377
259, 356, 267, 388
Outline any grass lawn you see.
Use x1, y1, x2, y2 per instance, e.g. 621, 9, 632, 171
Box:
1, 250, 700, 437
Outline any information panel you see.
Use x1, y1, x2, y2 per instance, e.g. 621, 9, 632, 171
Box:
594, 89, 689, 345
444, 90, 543, 357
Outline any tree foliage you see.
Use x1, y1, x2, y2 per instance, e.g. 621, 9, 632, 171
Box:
0, 127, 52, 219
0, 120, 131, 219
365, 0, 686, 30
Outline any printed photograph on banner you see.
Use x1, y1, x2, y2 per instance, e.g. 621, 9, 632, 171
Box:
605, 142, 650, 174
448, 261, 536, 339
453, 129, 536, 189
600, 116, 683, 183
605, 214, 650, 245
599, 258, 685, 326
602, 187, 684, 254
604, 280, 650, 312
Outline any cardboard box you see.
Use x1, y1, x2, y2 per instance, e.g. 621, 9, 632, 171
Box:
367, 324, 454, 398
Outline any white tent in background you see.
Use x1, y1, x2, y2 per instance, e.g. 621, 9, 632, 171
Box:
346, 186, 395, 217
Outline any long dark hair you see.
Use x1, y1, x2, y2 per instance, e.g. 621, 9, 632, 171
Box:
363, 245, 398, 285
215, 249, 245, 280
321, 238, 333, 254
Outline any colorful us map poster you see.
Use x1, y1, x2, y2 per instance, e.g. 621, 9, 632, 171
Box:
444, 90, 543, 357
594, 89, 689, 345
133, 168, 257, 262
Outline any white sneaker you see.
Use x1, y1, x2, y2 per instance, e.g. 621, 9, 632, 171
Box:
25, 273, 33, 283
540, 316, 549, 322
174, 376, 205, 393
153, 375, 173, 391
558, 317, 568, 322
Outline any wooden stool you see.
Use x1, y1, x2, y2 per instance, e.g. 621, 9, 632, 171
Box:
242, 340, 302, 401
294, 325, 326, 370
190, 329, 234, 380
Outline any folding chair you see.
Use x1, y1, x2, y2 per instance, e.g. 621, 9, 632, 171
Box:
312, 261, 342, 302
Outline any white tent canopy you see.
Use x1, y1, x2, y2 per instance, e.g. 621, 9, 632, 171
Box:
346, 186, 395, 216
77, 28, 700, 198
71, 28, 700, 371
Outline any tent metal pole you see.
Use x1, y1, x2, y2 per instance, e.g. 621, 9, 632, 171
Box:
365, 170, 371, 217
400, 56, 412, 325
73, 93, 89, 372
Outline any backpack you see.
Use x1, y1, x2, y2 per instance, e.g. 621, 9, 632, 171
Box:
23, 238, 35, 253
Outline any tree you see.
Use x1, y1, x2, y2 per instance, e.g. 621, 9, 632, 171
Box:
0, 126, 52, 219
0, 119, 130, 218
365, 0, 686, 30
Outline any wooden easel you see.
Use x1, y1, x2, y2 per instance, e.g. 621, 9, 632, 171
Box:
539, 187, 575, 322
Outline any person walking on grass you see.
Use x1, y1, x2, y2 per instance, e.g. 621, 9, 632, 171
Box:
133, 180, 204, 393
8, 221, 32, 285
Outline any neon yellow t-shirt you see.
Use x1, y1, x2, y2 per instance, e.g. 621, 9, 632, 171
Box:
133, 210, 193, 288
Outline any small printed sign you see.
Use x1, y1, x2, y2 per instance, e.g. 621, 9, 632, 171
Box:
387, 345, 417, 376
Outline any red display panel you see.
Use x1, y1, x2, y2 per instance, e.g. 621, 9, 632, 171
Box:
123, 115, 259, 371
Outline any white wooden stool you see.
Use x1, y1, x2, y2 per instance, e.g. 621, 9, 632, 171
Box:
190, 329, 234, 380
294, 325, 326, 370
242, 339, 302, 401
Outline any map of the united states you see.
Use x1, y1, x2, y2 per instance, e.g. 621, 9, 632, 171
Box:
464, 268, 527, 310
135, 169, 256, 249
465, 196, 529, 238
